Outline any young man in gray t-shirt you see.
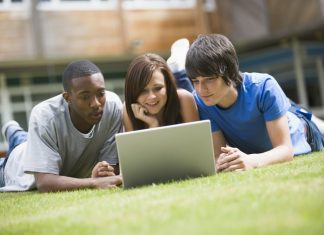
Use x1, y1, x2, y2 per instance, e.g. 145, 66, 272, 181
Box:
0, 60, 123, 192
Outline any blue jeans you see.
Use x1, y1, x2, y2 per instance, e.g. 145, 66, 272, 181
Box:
0, 125, 28, 187
173, 70, 194, 93
289, 100, 324, 152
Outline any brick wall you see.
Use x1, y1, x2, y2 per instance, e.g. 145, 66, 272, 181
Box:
0, 8, 203, 61
0, 11, 34, 60
39, 11, 125, 58
0, 1, 323, 62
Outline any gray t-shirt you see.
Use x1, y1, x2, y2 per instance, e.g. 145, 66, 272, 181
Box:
0, 91, 123, 191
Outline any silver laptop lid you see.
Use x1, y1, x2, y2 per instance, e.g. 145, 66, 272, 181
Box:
116, 120, 215, 188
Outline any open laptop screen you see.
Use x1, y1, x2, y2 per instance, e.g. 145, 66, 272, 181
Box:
116, 120, 215, 188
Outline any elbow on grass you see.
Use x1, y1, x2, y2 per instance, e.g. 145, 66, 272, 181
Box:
285, 145, 294, 163
36, 181, 53, 193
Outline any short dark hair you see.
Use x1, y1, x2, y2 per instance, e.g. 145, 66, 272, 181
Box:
124, 53, 182, 130
62, 59, 102, 91
185, 34, 242, 86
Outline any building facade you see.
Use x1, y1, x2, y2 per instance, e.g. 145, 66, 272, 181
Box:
0, 0, 324, 152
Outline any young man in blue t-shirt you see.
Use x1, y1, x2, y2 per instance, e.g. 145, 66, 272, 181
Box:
184, 34, 324, 172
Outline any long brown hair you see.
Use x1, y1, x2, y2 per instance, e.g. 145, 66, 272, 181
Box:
124, 53, 182, 130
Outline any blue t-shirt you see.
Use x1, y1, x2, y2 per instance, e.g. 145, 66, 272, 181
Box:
194, 72, 311, 155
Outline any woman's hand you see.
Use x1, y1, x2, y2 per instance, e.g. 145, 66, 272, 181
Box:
131, 103, 159, 128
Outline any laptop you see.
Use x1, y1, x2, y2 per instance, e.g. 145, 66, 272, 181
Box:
116, 120, 215, 188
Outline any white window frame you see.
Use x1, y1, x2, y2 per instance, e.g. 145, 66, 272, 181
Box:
204, 0, 216, 12
1, 0, 216, 13
0, 0, 30, 11
122, 0, 195, 10
123, 0, 216, 11
37, 0, 203, 11
37, 0, 118, 11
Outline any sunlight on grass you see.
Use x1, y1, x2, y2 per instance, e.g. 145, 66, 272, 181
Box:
0, 151, 323, 235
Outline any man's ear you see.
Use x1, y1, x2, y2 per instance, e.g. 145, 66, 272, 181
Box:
62, 91, 71, 103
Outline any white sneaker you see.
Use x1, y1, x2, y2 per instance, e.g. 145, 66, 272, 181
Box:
167, 38, 190, 73
1, 120, 20, 141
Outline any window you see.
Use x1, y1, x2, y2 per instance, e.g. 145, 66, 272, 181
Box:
0, 0, 29, 10
122, 0, 216, 11
204, 0, 216, 12
38, 0, 117, 11
1, 0, 215, 12
34, 0, 216, 11
123, 0, 195, 10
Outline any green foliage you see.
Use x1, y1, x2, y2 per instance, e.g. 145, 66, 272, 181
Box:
1, 152, 323, 235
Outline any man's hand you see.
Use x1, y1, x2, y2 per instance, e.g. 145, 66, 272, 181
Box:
216, 146, 257, 172
91, 161, 115, 178
92, 175, 123, 189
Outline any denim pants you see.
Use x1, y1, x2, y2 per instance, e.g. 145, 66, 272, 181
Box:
0, 125, 28, 187
289, 101, 324, 152
173, 70, 194, 93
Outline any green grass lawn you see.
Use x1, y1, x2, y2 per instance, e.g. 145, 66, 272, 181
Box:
1, 151, 324, 235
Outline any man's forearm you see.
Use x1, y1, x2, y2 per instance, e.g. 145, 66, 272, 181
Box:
34, 173, 96, 192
